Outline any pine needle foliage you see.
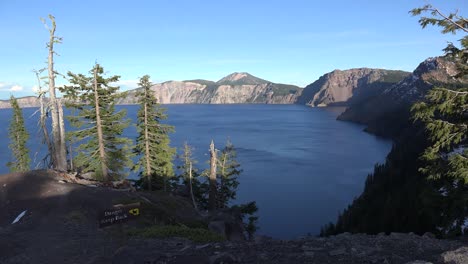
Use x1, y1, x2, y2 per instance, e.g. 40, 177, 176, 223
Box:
410, 5, 467, 183
7, 96, 30, 172
217, 139, 242, 208
61, 63, 133, 180
321, 4, 468, 237
133, 75, 175, 191
410, 4, 467, 235
177, 142, 206, 206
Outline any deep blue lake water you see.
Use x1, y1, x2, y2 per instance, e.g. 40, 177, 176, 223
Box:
0, 104, 392, 238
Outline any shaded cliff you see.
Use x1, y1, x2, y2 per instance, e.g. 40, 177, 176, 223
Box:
117, 72, 302, 105
337, 57, 465, 137
323, 56, 468, 238
297, 69, 409, 107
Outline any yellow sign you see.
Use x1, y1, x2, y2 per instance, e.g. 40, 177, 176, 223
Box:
129, 208, 139, 216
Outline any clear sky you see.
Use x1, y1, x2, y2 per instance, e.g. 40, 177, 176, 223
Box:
0, 0, 466, 99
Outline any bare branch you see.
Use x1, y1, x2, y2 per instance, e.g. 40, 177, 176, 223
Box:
420, 6, 468, 33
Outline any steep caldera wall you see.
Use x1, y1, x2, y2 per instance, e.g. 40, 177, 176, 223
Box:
0, 96, 47, 109
337, 57, 465, 137
117, 72, 302, 105
297, 68, 410, 107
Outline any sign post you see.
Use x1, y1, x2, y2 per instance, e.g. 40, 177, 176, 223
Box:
98, 202, 141, 228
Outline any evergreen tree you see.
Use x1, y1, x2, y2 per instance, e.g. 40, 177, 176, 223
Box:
177, 142, 206, 208
133, 75, 175, 191
322, 4, 467, 237
410, 4, 467, 235
217, 139, 242, 208
237, 201, 259, 240
61, 63, 133, 181
7, 96, 31, 172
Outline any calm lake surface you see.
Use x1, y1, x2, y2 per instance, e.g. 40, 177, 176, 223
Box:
0, 104, 391, 238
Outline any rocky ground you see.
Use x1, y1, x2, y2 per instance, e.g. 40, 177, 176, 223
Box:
0, 170, 466, 264
3, 228, 465, 264
2, 223, 466, 264
101, 233, 468, 264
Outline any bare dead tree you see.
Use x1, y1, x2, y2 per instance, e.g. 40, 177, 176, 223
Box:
209, 140, 218, 211
41, 14, 67, 171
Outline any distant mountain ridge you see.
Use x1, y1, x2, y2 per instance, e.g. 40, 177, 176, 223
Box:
117, 72, 302, 105
0, 68, 422, 108
0, 96, 45, 109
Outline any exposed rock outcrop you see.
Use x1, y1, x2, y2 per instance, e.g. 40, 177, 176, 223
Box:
118, 73, 302, 105
106, 233, 466, 264
0, 96, 46, 109
297, 68, 409, 106
2, 174, 465, 264
337, 57, 466, 137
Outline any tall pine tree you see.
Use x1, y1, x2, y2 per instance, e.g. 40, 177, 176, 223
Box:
7, 96, 31, 172
410, 4, 467, 235
133, 75, 175, 191
217, 139, 242, 208
61, 63, 133, 181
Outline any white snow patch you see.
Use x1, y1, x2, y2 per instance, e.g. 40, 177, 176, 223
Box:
462, 218, 468, 229
11, 210, 27, 224
462, 218, 468, 234
439, 187, 448, 197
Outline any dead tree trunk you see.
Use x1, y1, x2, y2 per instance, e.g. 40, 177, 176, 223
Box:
93, 65, 108, 181
45, 15, 67, 171
34, 70, 53, 168
209, 140, 217, 211
58, 99, 66, 168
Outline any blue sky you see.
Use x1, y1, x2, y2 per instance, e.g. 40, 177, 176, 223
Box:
0, 0, 466, 99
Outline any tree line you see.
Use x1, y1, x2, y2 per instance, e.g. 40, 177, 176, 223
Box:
321, 4, 467, 237
6, 15, 258, 234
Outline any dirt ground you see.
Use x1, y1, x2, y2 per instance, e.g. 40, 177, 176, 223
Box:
0, 170, 466, 264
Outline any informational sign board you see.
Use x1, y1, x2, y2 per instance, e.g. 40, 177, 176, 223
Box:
98, 202, 140, 228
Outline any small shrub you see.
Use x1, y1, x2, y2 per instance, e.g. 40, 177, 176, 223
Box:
127, 225, 226, 243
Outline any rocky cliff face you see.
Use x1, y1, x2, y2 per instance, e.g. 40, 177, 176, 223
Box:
0, 73, 302, 109
382, 57, 461, 102
297, 68, 409, 106
118, 73, 302, 105
337, 57, 466, 137
0, 96, 45, 109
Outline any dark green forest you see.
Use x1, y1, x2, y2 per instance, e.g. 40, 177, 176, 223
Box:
322, 5, 467, 237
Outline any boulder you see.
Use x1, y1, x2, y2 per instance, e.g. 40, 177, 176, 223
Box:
208, 221, 226, 237
207, 208, 246, 241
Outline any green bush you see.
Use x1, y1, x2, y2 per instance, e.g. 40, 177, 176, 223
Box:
127, 225, 226, 243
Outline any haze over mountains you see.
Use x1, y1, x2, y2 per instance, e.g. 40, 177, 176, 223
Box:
0, 68, 409, 108
1, 57, 460, 132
